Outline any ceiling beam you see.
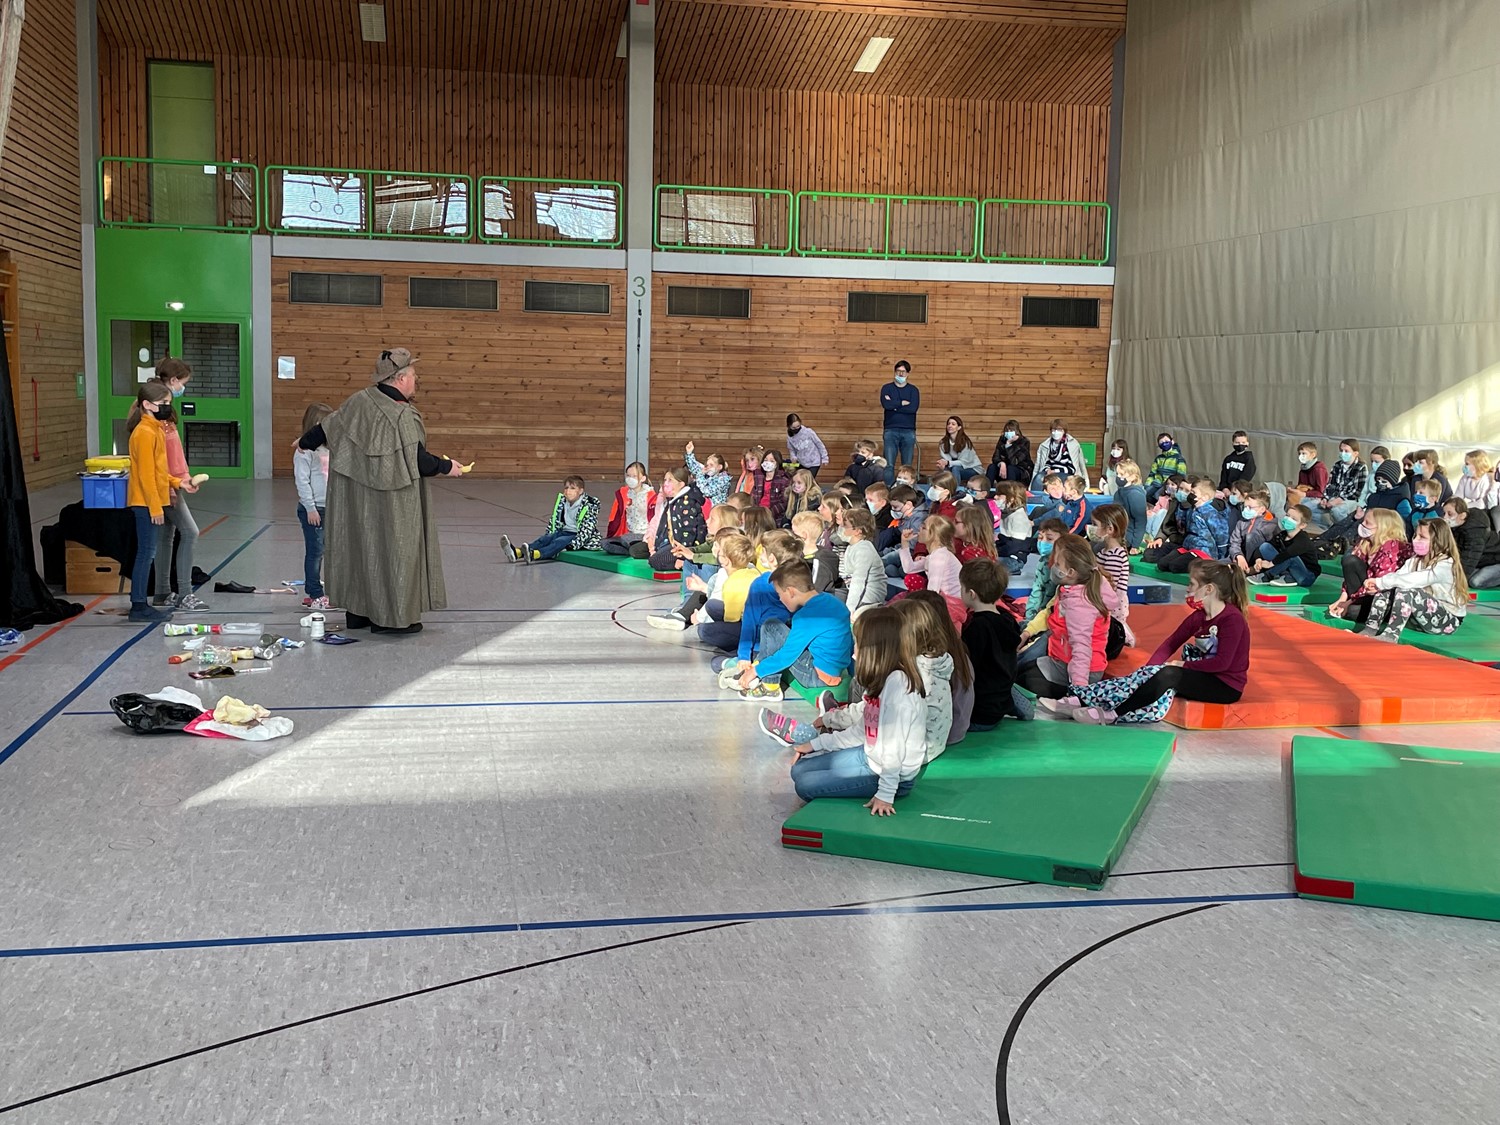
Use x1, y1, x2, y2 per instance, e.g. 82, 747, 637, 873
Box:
660, 0, 1127, 30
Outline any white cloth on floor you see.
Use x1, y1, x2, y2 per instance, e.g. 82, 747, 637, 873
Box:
194, 716, 294, 741
147, 686, 207, 712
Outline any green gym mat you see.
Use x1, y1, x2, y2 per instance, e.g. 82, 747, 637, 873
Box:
1292, 735, 1500, 922
555, 550, 678, 582
1316, 556, 1500, 602
786, 673, 852, 706
1248, 574, 1340, 606
781, 724, 1175, 888
1301, 604, 1500, 663
1128, 558, 1191, 586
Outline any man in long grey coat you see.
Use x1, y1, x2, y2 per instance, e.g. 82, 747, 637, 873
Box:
296, 347, 461, 634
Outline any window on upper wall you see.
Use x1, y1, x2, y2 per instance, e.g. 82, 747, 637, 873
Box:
666, 286, 751, 319
408, 277, 498, 311
1021, 296, 1100, 328
523, 281, 611, 315
288, 272, 383, 306
847, 292, 927, 324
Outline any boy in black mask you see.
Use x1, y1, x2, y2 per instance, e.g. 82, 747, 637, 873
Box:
1216, 431, 1257, 496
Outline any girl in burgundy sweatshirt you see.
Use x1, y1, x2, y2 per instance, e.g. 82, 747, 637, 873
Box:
1045, 559, 1251, 724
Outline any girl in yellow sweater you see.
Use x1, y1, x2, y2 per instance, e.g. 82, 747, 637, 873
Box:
125, 381, 188, 622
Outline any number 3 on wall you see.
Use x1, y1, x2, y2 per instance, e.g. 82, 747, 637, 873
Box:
632, 276, 646, 297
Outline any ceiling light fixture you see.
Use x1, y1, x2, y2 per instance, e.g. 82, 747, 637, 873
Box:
853, 36, 894, 73
359, 3, 387, 43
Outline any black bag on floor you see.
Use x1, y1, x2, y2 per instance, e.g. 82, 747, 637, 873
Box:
110, 693, 201, 734
1315, 536, 1349, 560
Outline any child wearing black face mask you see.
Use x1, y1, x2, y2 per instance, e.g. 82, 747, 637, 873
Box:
1217, 432, 1257, 497
785, 413, 829, 479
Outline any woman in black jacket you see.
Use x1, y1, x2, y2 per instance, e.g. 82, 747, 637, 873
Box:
987, 419, 1034, 487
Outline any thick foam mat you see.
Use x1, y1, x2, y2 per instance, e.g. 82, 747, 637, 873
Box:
1007, 579, 1171, 605
1128, 557, 1196, 587
786, 673, 852, 706
1114, 605, 1500, 728
780, 724, 1174, 888
1300, 604, 1500, 663
555, 550, 680, 582
1319, 556, 1500, 602
1248, 574, 1341, 605
1292, 735, 1500, 922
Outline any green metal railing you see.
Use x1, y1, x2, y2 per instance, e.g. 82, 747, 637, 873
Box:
795, 192, 980, 260
478, 176, 623, 247
263, 166, 474, 240
98, 157, 259, 232
96, 158, 1112, 264
978, 198, 1110, 265
654, 185, 794, 255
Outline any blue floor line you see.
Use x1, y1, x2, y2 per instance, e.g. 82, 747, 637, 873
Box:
0, 893, 1297, 960
62, 696, 740, 716
1, 523, 273, 770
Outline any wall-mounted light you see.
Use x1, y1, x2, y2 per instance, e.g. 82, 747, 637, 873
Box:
853, 37, 894, 73
166, 301, 185, 311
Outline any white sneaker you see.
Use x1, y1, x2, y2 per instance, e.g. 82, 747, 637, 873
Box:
647, 608, 690, 631
176, 593, 211, 612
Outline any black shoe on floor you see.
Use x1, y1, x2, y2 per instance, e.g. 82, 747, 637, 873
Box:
345, 613, 372, 630
214, 581, 256, 594
371, 622, 423, 635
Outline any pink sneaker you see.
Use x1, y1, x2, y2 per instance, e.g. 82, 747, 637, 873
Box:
1038, 695, 1083, 717
1073, 706, 1117, 725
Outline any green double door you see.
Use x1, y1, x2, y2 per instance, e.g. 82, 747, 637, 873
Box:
100, 314, 253, 478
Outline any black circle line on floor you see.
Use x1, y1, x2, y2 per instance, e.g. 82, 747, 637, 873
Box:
611, 589, 693, 642
0, 867, 1279, 1115
994, 903, 1223, 1125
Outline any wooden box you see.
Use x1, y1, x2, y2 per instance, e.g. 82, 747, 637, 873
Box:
66, 541, 126, 595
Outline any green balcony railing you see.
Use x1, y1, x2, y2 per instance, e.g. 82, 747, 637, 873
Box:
978, 198, 1110, 265
654, 185, 794, 255
98, 157, 259, 232
795, 192, 980, 261
478, 177, 623, 247
263, 166, 474, 240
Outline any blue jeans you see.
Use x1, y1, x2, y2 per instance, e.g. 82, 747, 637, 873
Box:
758, 617, 819, 688
792, 746, 914, 802
681, 559, 718, 597
298, 504, 326, 599
697, 600, 741, 651
882, 428, 917, 485
1017, 632, 1047, 670
129, 506, 156, 609
1311, 499, 1357, 528
531, 528, 577, 560
1258, 542, 1316, 586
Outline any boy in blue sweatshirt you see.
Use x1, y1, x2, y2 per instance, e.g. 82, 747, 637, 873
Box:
1028, 474, 1070, 525
710, 530, 804, 676
730, 561, 854, 703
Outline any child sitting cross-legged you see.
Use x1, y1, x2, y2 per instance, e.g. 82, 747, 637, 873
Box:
1015, 534, 1122, 700
712, 529, 806, 681
881, 484, 929, 576
845, 439, 888, 496
837, 506, 888, 619
1247, 503, 1318, 586
1089, 503, 1136, 647
1154, 478, 1230, 573
692, 531, 759, 651
684, 442, 732, 506
1043, 559, 1251, 725
959, 558, 1025, 730
1028, 474, 1069, 526
954, 504, 999, 565
926, 471, 960, 520
899, 514, 961, 598
781, 606, 929, 816
994, 481, 1033, 570
1354, 518, 1469, 644
727, 560, 854, 703
1016, 518, 1069, 672
503, 475, 601, 563
783, 468, 824, 528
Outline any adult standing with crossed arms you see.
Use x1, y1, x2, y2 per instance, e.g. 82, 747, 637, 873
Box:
880, 360, 919, 486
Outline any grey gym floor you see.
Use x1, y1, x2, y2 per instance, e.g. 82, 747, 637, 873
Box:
3, 479, 1498, 1124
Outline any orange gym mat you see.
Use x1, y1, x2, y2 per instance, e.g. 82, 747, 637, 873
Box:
1111, 605, 1500, 730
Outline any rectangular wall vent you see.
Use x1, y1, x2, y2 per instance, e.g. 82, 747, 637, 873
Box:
1021, 296, 1100, 328
408, 276, 498, 311
847, 291, 927, 324
288, 271, 382, 306
524, 280, 610, 314
667, 285, 751, 319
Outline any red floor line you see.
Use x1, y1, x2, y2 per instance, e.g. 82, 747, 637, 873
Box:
0, 513, 231, 674
1314, 726, 1352, 740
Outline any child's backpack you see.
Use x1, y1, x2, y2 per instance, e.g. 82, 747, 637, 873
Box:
1315, 535, 1349, 560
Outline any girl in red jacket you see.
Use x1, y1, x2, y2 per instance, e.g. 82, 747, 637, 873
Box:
601, 462, 657, 555
1016, 535, 1121, 699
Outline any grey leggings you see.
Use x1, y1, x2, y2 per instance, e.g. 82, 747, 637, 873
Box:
154, 491, 199, 597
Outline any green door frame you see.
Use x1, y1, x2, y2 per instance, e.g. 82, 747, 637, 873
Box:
94, 228, 255, 479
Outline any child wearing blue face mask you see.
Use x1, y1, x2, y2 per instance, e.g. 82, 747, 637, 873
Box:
1142, 474, 1193, 563
1290, 442, 1328, 512
1155, 479, 1231, 573
1248, 504, 1319, 586
1144, 432, 1189, 503
1411, 480, 1444, 522
1407, 449, 1453, 504
1313, 438, 1367, 528
1455, 451, 1500, 515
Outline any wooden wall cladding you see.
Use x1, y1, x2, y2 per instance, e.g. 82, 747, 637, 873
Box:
655, 86, 1110, 201
3, 0, 85, 489
99, 49, 626, 186
649, 274, 1111, 477
270, 260, 626, 478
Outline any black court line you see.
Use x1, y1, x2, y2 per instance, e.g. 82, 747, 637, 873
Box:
995, 903, 1224, 1125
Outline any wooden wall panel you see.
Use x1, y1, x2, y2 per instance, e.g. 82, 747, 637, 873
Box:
650, 274, 1111, 477
3, 0, 85, 489
100, 48, 626, 186
271, 260, 626, 478
655, 86, 1110, 201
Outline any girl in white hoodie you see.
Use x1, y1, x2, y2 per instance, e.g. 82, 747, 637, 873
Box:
790, 606, 928, 816
1357, 518, 1469, 643
899, 591, 972, 746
